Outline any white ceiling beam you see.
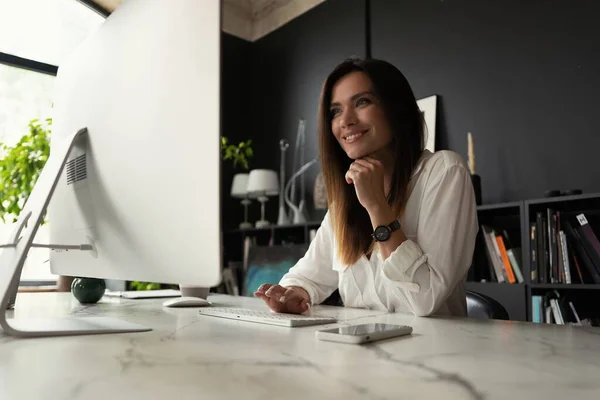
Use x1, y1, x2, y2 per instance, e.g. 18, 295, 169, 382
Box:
84, 0, 326, 42
250, 0, 325, 41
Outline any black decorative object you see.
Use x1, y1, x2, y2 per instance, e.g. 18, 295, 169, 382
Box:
544, 189, 583, 198
71, 277, 106, 304
544, 190, 562, 198
471, 174, 482, 205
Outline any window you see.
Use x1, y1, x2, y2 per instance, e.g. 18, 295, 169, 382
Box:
0, 64, 55, 147
0, 65, 55, 280
0, 0, 104, 66
0, 0, 105, 283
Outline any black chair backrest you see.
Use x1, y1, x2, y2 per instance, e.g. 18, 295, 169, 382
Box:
466, 290, 509, 320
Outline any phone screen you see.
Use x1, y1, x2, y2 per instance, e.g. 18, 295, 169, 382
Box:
320, 323, 402, 336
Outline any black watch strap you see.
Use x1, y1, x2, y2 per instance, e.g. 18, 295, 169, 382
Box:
371, 220, 401, 242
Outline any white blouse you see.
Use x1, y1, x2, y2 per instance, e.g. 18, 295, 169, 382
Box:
279, 149, 479, 317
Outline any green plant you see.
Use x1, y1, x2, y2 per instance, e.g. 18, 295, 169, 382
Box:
0, 118, 52, 223
220, 137, 253, 170
129, 281, 162, 291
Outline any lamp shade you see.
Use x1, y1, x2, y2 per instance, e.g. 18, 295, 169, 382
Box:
230, 173, 249, 198
246, 169, 279, 198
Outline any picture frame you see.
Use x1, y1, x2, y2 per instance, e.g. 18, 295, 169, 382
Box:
417, 95, 437, 152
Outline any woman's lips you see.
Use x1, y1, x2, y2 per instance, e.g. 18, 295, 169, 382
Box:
344, 129, 368, 144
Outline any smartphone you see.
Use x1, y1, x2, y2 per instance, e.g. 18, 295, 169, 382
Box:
315, 323, 413, 344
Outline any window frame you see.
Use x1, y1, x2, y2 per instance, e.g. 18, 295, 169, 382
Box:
0, 52, 58, 76
76, 0, 111, 18
0, 0, 110, 73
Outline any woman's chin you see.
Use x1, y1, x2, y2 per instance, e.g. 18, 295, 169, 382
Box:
345, 148, 367, 160
345, 144, 390, 160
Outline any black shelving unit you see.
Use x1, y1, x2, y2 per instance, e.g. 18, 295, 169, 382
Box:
530, 284, 600, 290
468, 201, 529, 320
470, 201, 525, 284
469, 192, 600, 324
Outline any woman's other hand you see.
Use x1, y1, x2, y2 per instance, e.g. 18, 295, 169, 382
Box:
254, 284, 310, 314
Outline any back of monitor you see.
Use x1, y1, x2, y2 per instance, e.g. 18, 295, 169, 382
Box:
48, 0, 222, 287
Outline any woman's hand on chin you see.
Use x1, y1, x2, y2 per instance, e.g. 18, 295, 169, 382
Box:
345, 156, 388, 213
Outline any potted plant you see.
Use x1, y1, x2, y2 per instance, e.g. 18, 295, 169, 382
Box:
220, 137, 253, 170
0, 118, 51, 222
0, 118, 77, 292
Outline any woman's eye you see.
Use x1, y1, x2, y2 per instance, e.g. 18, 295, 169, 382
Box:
357, 97, 371, 107
330, 107, 341, 117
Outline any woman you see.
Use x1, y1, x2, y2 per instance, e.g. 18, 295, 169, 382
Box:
254, 57, 478, 317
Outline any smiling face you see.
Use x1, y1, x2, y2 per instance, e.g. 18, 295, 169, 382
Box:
329, 71, 393, 160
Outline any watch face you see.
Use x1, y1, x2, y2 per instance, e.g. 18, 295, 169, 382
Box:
374, 226, 390, 241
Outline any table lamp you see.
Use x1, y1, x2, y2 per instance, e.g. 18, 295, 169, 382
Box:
230, 173, 252, 229
246, 169, 279, 228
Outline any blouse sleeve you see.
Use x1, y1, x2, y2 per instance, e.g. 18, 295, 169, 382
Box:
278, 212, 339, 305
380, 155, 479, 316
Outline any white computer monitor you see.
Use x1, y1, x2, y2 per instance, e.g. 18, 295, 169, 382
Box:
0, 0, 222, 337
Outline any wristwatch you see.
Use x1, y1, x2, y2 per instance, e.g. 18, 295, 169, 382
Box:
371, 220, 401, 242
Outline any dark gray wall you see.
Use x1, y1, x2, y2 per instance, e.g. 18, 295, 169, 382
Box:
222, 0, 600, 226
221, 32, 254, 230
247, 0, 367, 226
371, 0, 600, 204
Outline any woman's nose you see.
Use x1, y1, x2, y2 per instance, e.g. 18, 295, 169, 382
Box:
339, 108, 358, 129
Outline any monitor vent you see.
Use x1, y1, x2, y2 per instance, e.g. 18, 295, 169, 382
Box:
66, 154, 87, 185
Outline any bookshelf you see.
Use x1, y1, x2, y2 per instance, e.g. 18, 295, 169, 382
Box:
470, 192, 600, 326
468, 201, 528, 321
469, 201, 525, 284
530, 284, 600, 290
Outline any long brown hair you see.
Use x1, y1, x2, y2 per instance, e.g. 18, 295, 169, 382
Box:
318, 57, 425, 265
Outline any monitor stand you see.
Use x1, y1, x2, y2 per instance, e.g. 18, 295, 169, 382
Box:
0, 128, 151, 338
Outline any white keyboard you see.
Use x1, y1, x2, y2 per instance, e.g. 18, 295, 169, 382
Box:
197, 307, 336, 327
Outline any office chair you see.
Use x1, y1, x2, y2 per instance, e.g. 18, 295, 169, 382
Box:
466, 290, 509, 320
321, 289, 344, 307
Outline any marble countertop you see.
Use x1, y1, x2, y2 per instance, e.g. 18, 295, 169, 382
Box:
1, 293, 599, 400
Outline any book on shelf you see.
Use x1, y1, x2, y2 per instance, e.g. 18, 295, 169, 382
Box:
501, 230, 524, 283
480, 225, 523, 283
531, 209, 600, 284
536, 212, 547, 283
532, 290, 598, 326
530, 222, 538, 283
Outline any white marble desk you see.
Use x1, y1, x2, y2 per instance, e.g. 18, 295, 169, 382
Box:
1, 293, 599, 400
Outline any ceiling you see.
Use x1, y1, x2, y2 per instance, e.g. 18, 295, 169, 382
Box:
86, 0, 326, 41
